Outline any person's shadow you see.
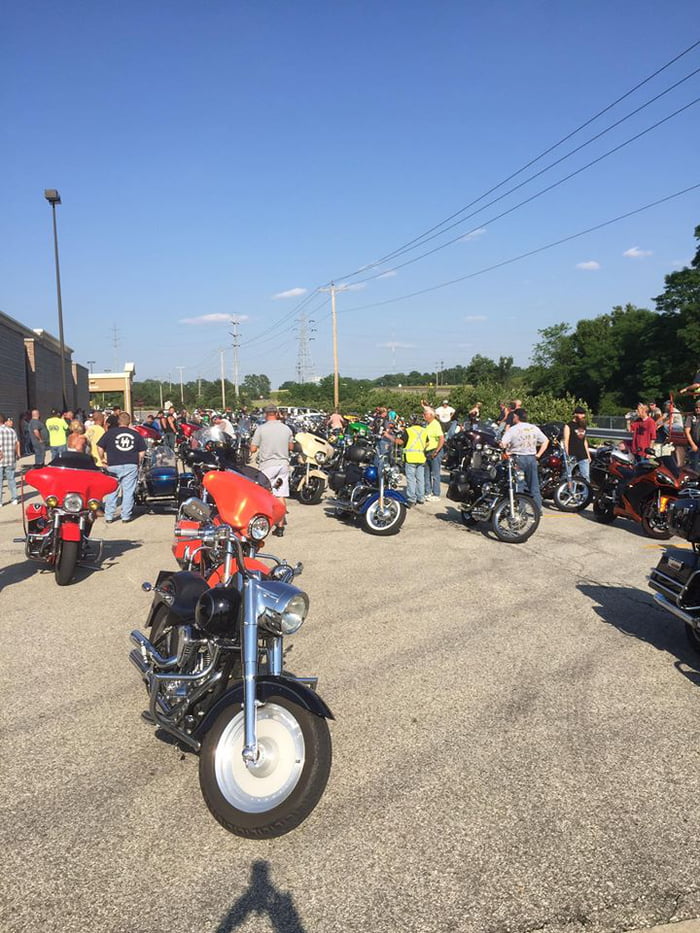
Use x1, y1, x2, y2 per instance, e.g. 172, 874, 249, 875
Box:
214, 860, 306, 933
578, 578, 700, 686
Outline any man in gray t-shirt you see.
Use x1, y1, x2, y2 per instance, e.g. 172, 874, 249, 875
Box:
250, 405, 294, 536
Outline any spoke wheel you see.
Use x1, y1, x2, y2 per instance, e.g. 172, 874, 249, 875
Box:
554, 477, 593, 511
297, 476, 325, 505
491, 495, 540, 543
361, 498, 406, 536
199, 696, 332, 839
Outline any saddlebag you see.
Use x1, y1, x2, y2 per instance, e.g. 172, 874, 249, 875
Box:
146, 466, 180, 498
649, 547, 700, 611
447, 470, 470, 501
667, 493, 700, 542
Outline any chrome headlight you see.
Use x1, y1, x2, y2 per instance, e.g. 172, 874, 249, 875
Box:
315, 451, 327, 464
63, 493, 84, 513
514, 469, 526, 482
248, 514, 271, 541
256, 580, 309, 636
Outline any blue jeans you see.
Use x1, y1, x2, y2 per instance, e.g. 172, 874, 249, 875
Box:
404, 462, 425, 503
424, 448, 444, 497
688, 448, 700, 472
49, 445, 67, 460
575, 458, 590, 482
104, 463, 139, 521
0, 464, 18, 502
516, 454, 542, 510
31, 440, 46, 465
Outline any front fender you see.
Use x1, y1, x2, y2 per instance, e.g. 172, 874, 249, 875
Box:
300, 468, 327, 484
358, 488, 408, 513
59, 520, 82, 541
195, 674, 334, 738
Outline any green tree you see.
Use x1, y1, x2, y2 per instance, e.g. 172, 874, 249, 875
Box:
241, 373, 271, 400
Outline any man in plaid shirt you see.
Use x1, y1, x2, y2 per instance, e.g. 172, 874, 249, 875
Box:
0, 413, 20, 506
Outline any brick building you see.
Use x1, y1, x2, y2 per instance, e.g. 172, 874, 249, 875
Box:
0, 310, 89, 423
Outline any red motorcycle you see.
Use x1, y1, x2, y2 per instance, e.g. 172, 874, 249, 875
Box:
172, 468, 286, 584
590, 445, 698, 539
19, 452, 118, 585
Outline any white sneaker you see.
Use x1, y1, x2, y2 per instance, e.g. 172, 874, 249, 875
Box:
11, 499, 18, 506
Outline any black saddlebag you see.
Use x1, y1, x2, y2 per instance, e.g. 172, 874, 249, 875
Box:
447, 470, 470, 502
649, 548, 700, 611
667, 493, 700, 542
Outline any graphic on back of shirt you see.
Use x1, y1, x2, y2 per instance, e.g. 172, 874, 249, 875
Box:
115, 432, 135, 452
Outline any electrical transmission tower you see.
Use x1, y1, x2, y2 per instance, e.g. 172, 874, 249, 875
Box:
295, 312, 315, 384
110, 324, 120, 372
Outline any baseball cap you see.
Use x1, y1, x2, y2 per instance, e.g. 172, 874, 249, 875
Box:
442, 399, 449, 405
573, 406, 586, 414
264, 404, 278, 413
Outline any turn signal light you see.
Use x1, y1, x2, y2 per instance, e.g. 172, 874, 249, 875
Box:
46, 495, 59, 508
87, 499, 102, 511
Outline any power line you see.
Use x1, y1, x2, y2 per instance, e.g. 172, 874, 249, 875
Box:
343, 95, 700, 287
338, 68, 700, 283
330, 38, 700, 283
337, 182, 700, 314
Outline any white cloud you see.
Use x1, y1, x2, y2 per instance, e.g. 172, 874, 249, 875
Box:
377, 341, 415, 349
671, 258, 691, 268
180, 313, 249, 325
459, 227, 486, 242
576, 260, 601, 270
623, 246, 652, 259
464, 314, 487, 322
273, 287, 307, 299
345, 282, 367, 291
377, 270, 397, 279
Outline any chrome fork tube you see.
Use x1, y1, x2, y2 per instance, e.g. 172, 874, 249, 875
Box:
268, 637, 283, 675
379, 462, 385, 509
223, 539, 234, 586
508, 460, 516, 513
241, 581, 259, 762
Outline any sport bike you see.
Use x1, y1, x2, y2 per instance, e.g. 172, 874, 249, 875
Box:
130, 495, 333, 839
18, 452, 118, 585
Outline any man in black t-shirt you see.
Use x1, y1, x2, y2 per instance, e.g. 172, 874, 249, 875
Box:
97, 412, 146, 523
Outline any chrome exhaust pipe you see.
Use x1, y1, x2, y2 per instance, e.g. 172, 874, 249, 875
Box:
653, 593, 700, 629
130, 630, 179, 670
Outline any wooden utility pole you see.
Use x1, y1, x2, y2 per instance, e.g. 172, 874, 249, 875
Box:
220, 349, 226, 409
320, 283, 348, 409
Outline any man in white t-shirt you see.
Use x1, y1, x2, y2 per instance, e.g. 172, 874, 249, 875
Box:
435, 399, 456, 439
250, 405, 295, 536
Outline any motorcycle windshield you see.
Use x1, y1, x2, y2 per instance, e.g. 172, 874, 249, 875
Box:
24, 465, 119, 503
203, 470, 286, 530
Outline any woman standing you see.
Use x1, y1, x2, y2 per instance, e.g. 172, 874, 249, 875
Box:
562, 407, 591, 480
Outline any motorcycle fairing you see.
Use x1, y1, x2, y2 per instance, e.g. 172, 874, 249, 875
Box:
195, 675, 335, 738
24, 464, 119, 503
357, 488, 408, 513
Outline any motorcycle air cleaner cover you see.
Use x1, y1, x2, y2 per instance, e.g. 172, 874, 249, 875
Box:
195, 586, 242, 636
346, 443, 374, 464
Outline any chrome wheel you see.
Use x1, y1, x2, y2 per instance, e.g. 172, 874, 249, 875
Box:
361, 499, 406, 536
214, 704, 305, 813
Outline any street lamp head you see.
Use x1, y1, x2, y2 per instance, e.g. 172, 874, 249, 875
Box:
44, 189, 61, 205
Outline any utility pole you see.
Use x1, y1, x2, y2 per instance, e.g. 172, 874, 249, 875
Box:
159, 381, 164, 409
177, 366, 185, 405
220, 349, 226, 410
435, 361, 440, 388
87, 360, 95, 373
167, 372, 172, 391
230, 316, 242, 401
320, 283, 349, 408
111, 324, 120, 372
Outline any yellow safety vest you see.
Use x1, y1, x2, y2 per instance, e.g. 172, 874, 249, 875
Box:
404, 425, 428, 463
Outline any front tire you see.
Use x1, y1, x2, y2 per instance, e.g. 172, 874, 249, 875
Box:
55, 539, 80, 585
640, 496, 672, 539
199, 695, 332, 839
360, 498, 406, 536
491, 495, 540, 543
593, 494, 616, 524
297, 476, 325, 505
554, 477, 592, 511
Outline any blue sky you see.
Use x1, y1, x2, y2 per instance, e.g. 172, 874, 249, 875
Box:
2, 1, 699, 389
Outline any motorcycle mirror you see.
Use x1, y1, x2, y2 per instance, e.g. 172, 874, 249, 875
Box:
181, 497, 212, 523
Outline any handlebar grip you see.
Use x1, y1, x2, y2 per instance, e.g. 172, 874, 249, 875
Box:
173, 528, 202, 539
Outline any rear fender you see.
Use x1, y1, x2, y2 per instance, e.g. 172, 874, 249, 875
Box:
358, 488, 408, 513
195, 674, 334, 737
59, 521, 82, 542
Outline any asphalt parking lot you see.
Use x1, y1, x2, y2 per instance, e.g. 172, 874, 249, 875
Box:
2, 468, 700, 933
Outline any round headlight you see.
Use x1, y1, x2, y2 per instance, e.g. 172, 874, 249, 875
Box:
281, 594, 309, 635
315, 451, 327, 463
46, 495, 59, 508
248, 514, 271, 541
257, 581, 310, 636
64, 493, 84, 513
514, 469, 526, 482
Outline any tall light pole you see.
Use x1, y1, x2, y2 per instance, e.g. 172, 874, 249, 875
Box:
44, 189, 68, 408
87, 360, 96, 373
320, 283, 349, 409
177, 365, 185, 406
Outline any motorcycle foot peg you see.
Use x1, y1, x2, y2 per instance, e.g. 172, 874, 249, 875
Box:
12, 537, 26, 543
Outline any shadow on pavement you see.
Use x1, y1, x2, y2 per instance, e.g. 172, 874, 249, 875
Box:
578, 581, 700, 686
0, 538, 142, 591
214, 860, 306, 933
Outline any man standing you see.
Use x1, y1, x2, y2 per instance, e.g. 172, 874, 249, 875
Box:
28, 409, 48, 465
250, 405, 294, 537
46, 408, 68, 457
98, 412, 147, 524
562, 406, 591, 481
423, 407, 445, 501
629, 402, 657, 461
684, 401, 700, 472
500, 408, 549, 510
435, 398, 456, 439
403, 416, 428, 505
0, 413, 20, 506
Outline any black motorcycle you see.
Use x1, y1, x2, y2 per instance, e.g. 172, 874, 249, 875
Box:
445, 421, 500, 471
447, 453, 541, 543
